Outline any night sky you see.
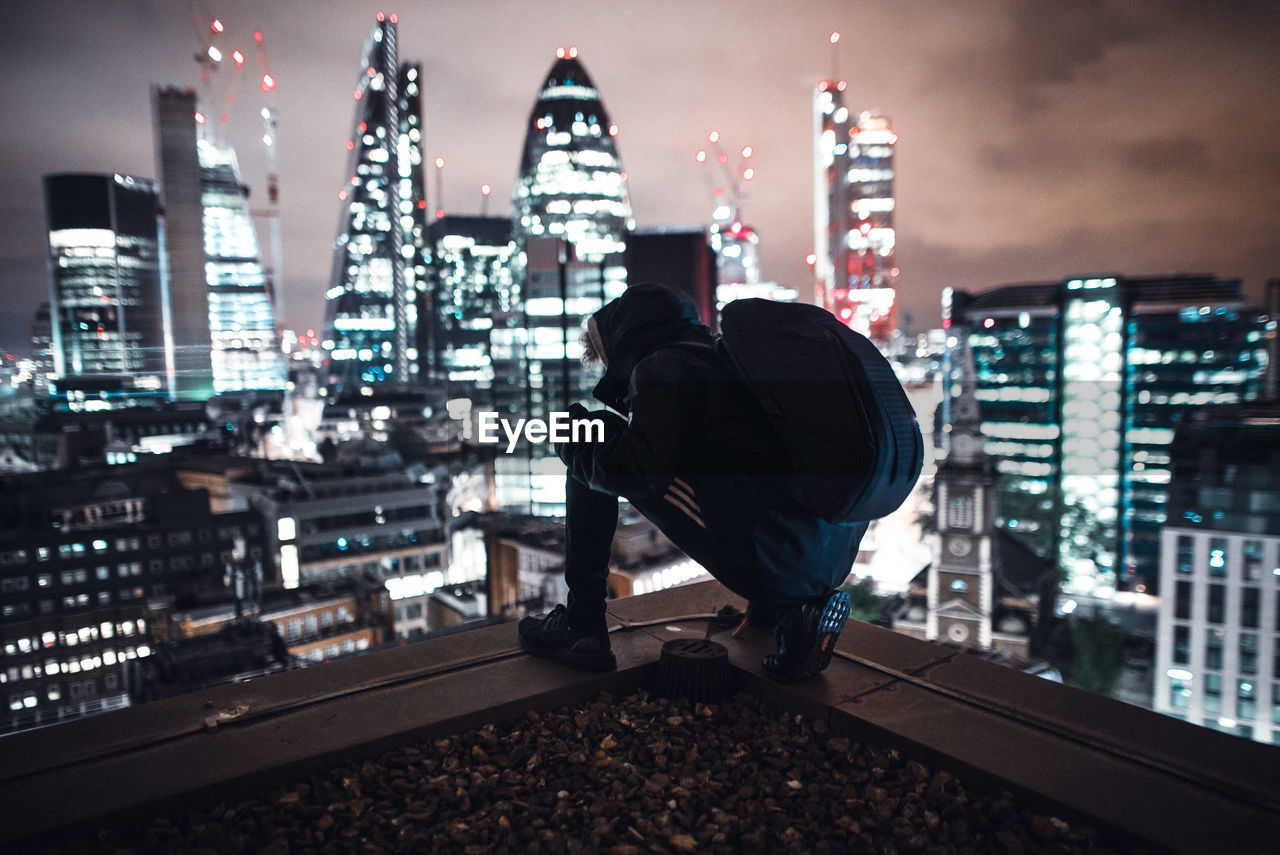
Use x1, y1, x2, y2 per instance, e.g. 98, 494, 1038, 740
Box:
2, 0, 1278, 351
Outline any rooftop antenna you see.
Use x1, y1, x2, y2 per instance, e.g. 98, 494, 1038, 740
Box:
830, 31, 841, 83
434, 157, 446, 219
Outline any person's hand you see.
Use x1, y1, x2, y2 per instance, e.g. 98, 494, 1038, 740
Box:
554, 403, 594, 465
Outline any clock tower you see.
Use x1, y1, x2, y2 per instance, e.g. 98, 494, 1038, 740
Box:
927, 331, 1001, 649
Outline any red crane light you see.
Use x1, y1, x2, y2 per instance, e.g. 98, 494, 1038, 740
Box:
211, 19, 224, 34
695, 150, 707, 163
261, 74, 276, 92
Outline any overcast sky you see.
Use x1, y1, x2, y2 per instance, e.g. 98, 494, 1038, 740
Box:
2, 0, 1277, 349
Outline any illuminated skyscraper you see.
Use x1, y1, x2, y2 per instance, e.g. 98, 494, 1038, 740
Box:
513, 48, 630, 258
813, 81, 898, 342
423, 214, 516, 390
152, 86, 286, 398
504, 49, 631, 513
321, 14, 428, 393
43, 173, 169, 404
198, 138, 288, 394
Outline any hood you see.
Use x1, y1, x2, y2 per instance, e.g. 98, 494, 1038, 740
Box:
591, 283, 712, 411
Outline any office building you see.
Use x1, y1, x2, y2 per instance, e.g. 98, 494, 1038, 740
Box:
512, 48, 631, 258
422, 215, 517, 392
152, 86, 286, 398
231, 454, 447, 605
504, 50, 631, 513
946, 274, 1271, 592
624, 228, 717, 332
1154, 403, 1280, 743
321, 14, 428, 393
813, 81, 898, 342
0, 464, 265, 732
43, 173, 169, 405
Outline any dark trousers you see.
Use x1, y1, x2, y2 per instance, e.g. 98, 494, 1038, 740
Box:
564, 471, 866, 629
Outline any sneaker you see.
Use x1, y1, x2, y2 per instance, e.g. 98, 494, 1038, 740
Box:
760, 590, 850, 683
518, 604, 617, 671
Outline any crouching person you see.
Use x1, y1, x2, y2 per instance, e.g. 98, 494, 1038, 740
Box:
517, 283, 875, 682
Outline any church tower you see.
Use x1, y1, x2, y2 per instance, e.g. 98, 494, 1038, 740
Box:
928, 331, 1001, 649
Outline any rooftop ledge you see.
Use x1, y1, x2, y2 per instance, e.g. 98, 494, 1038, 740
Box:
4, 581, 1279, 853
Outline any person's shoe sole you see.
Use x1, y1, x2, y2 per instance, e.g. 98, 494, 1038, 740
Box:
761, 590, 850, 683
518, 635, 617, 672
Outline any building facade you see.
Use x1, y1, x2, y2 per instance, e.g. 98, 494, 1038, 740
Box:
1154, 404, 1280, 744
233, 455, 448, 605
152, 86, 286, 398
813, 81, 898, 342
0, 465, 265, 733
43, 173, 169, 405
512, 50, 630, 260
321, 14, 427, 393
947, 275, 1271, 593
422, 215, 517, 393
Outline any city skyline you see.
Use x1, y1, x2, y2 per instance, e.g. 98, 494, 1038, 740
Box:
2, 1, 1279, 349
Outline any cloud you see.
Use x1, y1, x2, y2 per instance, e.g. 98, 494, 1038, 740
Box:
1111, 137, 1210, 178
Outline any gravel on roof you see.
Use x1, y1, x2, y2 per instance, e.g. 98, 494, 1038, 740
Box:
50, 689, 1132, 855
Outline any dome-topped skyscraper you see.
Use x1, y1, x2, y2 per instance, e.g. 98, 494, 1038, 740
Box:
497, 50, 631, 513
512, 49, 631, 259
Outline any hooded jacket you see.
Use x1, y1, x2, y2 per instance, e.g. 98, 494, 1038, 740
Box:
559, 284, 866, 604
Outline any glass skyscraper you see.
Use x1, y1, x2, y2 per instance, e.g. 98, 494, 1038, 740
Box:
321, 14, 427, 393
813, 81, 898, 342
947, 275, 1271, 593
152, 86, 286, 398
198, 138, 287, 394
423, 214, 517, 392
43, 173, 169, 404
512, 49, 630, 259
503, 50, 631, 513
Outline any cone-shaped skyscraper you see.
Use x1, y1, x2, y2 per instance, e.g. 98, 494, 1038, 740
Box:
321, 14, 427, 393
498, 49, 631, 513
512, 50, 631, 259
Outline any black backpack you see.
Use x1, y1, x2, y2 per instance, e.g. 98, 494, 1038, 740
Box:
717, 298, 923, 523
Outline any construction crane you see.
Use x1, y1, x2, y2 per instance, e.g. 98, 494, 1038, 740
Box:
187, 7, 286, 330
695, 129, 755, 228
